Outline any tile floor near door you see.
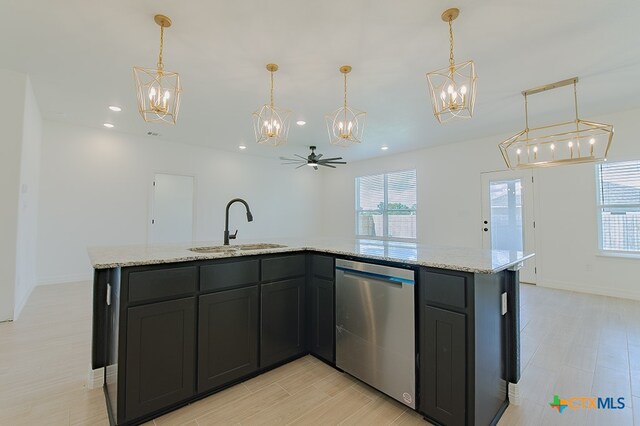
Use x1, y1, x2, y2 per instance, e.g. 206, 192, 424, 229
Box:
0, 282, 638, 425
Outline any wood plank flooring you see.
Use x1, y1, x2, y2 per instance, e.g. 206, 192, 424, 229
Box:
0, 281, 638, 425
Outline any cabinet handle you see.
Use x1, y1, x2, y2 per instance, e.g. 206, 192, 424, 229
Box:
106, 283, 111, 306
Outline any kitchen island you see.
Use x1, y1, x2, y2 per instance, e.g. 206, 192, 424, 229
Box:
89, 238, 533, 426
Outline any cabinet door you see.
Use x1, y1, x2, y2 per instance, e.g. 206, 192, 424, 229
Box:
308, 276, 334, 363
420, 305, 466, 426
198, 286, 258, 392
261, 278, 305, 367
125, 297, 195, 421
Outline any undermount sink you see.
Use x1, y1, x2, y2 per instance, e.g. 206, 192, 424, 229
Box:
189, 246, 236, 254
236, 243, 287, 250
189, 243, 287, 254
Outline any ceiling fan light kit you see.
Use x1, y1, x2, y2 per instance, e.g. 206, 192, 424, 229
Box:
426, 8, 477, 124
252, 63, 292, 147
499, 77, 614, 169
133, 15, 182, 125
325, 65, 367, 147
280, 146, 347, 170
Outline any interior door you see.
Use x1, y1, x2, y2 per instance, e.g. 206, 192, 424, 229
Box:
150, 173, 194, 244
481, 170, 536, 284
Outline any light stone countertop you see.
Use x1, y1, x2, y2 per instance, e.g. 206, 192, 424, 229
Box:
87, 238, 534, 274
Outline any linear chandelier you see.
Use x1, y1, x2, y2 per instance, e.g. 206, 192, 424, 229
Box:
426, 8, 477, 123
499, 77, 614, 169
325, 65, 366, 147
252, 64, 291, 146
133, 15, 182, 125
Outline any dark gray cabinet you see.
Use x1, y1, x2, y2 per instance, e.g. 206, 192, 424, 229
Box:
198, 286, 258, 393
261, 278, 306, 367
421, 305, 466, 426
125, 297, 196, 421
419, 268, 509, 426
307, 254, 335, 363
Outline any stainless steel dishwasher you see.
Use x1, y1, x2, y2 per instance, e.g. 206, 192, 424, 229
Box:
335, 259, 416, 409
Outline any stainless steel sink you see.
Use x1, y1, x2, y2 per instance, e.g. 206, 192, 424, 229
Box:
236, 243, 287, 250
189, 243, 286, 254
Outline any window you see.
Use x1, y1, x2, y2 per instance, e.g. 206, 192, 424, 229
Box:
356, 169, 417, 240
597, 160, 640, 254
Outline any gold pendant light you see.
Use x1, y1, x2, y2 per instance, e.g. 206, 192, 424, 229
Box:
133, 15, 182, 125
499, 77, 614, 169
325, 65, 366, 147
252, 64, 291, 146
426, 8, 477, 123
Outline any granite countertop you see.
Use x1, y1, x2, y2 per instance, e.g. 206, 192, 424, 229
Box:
87, 238, 534, 274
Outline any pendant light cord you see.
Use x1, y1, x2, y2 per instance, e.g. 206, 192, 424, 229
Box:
344, 72, 348, 109
157, 25, 165, 70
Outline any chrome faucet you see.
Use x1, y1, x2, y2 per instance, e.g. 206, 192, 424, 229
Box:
224, 198, 253, 245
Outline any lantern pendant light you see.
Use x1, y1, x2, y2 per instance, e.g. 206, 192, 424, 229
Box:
499, 77, 614, 169
252, 64, 291, 146
325, 65, 366, 147
133, 15, 182, 125
426, 8, 477, 123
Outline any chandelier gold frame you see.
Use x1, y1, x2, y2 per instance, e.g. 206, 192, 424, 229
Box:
499, 77, 614, 169
133, 14, 182, 125
325, 65, 366, 147
252, 63, 291, 146
426, 8, 477, 123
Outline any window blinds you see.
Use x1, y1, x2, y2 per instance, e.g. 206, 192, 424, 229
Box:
598, 161, 640, 253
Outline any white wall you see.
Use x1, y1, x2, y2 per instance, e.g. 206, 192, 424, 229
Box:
37, 121, 321, 285
321, 108, 640, 301
14, 78, 42, 318
0, 69, 26, 321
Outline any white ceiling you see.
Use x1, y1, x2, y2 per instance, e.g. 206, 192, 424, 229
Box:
2, 0, 640, 162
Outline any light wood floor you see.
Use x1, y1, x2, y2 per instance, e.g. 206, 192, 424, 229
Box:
0, 282, 638, 425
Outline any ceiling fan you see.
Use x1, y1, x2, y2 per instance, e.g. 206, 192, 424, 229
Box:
280, 146, 347, 170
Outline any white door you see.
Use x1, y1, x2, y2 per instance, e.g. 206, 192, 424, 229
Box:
150, 174, 194, 244
481, 170, 537, 284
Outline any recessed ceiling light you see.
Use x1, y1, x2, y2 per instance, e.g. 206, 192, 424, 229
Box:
238, 145, 247, 150
381, 146, 389, 150
296, 121, 306, 126
103, 123, 114, 128
109, 106, 122, 112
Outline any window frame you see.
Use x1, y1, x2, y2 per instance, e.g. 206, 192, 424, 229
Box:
355, 169, 417, 242
595, 160, 640, 258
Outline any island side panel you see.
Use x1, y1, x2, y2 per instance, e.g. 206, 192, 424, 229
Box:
506, 269, 521, 383
92, 268, 109, 369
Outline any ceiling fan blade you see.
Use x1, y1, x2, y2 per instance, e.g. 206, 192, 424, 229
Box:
280, 157, 300, 162
295, 154, 308, 161
282, 162, 304, 166
320, 163, 336, 168
313, 166, 318, 170
319, 157, 343, 162
296, 163, 307, 169
322, 161, 347, 165
315, 153, 323, 160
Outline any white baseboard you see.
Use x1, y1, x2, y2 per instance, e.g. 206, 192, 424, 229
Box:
13, 284, 35, 321
508, 382, 521, 406
87, 367, 104, 390
538, 280, 640, 301
37, 274, 92, 286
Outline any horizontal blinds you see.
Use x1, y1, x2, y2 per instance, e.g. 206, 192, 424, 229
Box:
598, 161, 640, 252
356, 170, 417, 240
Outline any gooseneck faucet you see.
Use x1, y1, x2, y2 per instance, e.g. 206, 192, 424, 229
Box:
224, 198, 254, 245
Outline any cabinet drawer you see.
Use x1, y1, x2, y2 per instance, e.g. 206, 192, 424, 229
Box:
311, 255, 334, 280
128, 266, 197, 304
422, 270, 467, 310
201, 259, 259, 292
261, 255, 306, 282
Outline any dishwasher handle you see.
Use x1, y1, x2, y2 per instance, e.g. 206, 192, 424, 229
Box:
336, 266, 414, 286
